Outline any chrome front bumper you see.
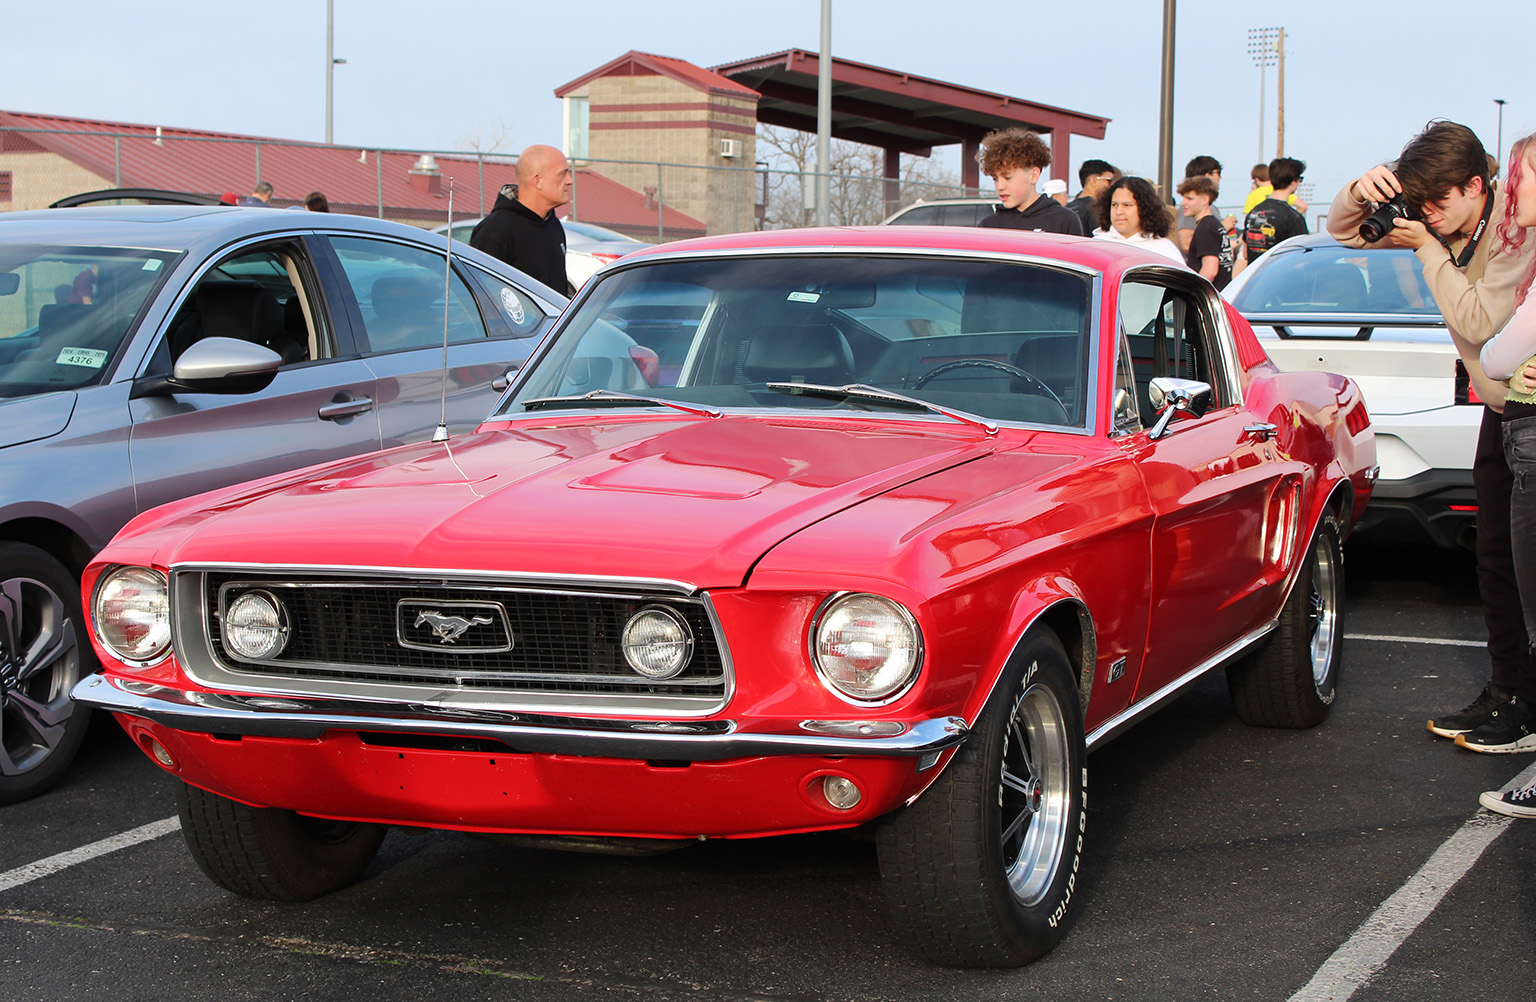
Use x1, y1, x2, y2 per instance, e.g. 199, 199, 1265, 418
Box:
72, 675, 969, 762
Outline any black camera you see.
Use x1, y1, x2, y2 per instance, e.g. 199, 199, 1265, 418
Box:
1360, 194, 1418, 242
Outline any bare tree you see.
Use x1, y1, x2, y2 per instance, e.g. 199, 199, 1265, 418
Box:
457, 118, 515, 156
756, 126, 963, 229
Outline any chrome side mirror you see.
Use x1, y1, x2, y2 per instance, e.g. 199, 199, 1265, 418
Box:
1147, 376, 1212, 439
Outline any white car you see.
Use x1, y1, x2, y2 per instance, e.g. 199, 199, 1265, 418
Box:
436, 217, 651, 290
1226, 232, 1479, 548
880, 197, 999, 226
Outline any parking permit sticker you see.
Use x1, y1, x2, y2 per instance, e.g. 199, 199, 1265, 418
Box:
142, 259, 162, 271
57, 347, 109, 368
787, 291, 821, 303
500, 287, 526, 324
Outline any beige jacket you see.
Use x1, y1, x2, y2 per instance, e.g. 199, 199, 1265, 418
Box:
1327, 183, 1534, 408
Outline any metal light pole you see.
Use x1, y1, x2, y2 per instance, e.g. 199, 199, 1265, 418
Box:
815, 0, 832, 227
1275, 28, 1286, 156
1156, 0, 1175, 200
325, 0, 347, 144
1495, 98, 1508, 166
1247, 27, 1279, 166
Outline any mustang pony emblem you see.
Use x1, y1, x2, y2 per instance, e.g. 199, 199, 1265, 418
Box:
414, 610, 495, 644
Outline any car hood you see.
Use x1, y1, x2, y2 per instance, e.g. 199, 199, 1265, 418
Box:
129, 415, 1009, 588
0, 392, 77, 449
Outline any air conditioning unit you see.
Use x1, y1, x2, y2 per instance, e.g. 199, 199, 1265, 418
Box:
719, 138, 742, 159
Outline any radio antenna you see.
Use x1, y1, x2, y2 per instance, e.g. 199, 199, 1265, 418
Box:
431, 177, 454, 444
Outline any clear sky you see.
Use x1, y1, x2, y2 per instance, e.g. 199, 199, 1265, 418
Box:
7, 0, 1534, 213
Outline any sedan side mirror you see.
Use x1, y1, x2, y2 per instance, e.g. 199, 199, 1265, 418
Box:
1147, 376, 1213, 439
131, 337, 283, 398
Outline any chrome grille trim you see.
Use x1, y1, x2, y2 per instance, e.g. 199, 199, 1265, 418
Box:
170, 564, 734, 717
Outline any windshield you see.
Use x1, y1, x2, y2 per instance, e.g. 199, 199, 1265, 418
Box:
0, 245, 178, 398
1232, 244, 1438, 316
503, 254, 1093, 428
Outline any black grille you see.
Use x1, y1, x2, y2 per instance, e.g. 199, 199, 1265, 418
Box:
202, 574, 727, 699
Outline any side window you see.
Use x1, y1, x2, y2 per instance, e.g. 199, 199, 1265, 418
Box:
1111, 331, 1143, 435
329, 237, 487, 353
1118, 277, 1220, 427
468, 268, 550, 338
160, 245, 322, 371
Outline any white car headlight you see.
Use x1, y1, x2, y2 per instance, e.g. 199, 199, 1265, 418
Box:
93, 566, 172, 664
223, 590, 290, 661
811, 593, 922, 702
622, 606, 694, 679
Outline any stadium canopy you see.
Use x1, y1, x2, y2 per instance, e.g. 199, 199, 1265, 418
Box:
712, 49, 1109, 191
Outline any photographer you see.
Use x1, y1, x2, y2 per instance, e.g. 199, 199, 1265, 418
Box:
1329, 120, 1536, 751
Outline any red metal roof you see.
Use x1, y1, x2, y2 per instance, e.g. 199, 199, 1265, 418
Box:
0, 110, 705, 236
555, 51, 759, 100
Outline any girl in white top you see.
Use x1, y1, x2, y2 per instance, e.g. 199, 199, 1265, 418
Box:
1091, 176, 1187, 264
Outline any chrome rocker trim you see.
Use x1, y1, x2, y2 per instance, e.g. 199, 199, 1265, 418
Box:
72, 675, 969, 762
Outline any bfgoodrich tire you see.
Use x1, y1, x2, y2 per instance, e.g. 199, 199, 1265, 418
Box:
0, 543, 94, 805
176, 781, 386, 902
877, 629, 1087, 967
1227, 514, 1344, 729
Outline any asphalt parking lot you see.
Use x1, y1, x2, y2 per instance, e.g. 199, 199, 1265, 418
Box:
2, 540, 1531, 1002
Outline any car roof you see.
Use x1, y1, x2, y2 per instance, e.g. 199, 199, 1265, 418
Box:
616, 224, 1185, 274
0, 205, 565, 296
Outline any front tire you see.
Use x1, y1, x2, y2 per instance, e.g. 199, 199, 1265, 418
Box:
1227, 514, 1344, 729
0, 543, 94, 805
877, 629, 1087, 967
176, 781, 386, 901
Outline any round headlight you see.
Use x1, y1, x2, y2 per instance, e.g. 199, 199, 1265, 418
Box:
223, 590, 290, 661
812, 594, 922, 702
622, 606, 694, 680
93, 566, 171, 664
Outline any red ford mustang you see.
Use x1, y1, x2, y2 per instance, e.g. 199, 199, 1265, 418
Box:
74, 226, 1375, 967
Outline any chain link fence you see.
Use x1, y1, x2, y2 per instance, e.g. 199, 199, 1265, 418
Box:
0, 126, 983, 240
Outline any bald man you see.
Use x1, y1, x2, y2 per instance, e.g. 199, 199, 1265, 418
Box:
469, 145, 574, 294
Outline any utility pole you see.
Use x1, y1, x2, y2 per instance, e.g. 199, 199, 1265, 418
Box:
1496, 98, 1508, 165
1156, 0, 1176, 200
1275, 28, 1286, 157
815, 0, 832, 227
325, 0, 346, 144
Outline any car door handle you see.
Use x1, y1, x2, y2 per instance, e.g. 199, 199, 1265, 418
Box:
317, 395, 375, 420
1244, 422, 1278, 441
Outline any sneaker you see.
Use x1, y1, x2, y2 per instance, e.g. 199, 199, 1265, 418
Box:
1427, 682, 1512, 739
1454, 700, 1536, 753
1479, 781, 1536, 818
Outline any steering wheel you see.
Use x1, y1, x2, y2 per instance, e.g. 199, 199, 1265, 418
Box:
911, 358, 1068, 415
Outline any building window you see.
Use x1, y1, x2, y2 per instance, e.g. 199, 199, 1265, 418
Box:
0, 172, 11, 202
565, 96, 589, 160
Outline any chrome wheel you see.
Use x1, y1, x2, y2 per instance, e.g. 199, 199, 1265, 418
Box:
0, 570, 81, 777
877, 629, 1086, 967
1001, 681, 1072, 906
1307, 533, 1339, 689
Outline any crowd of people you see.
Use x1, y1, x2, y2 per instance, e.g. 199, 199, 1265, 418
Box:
973, 126, 1316, 290
975, 122, 1536, 819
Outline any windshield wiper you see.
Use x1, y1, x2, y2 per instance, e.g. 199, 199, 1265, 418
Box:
764, 382, 997, 436
519, 389, 721, 418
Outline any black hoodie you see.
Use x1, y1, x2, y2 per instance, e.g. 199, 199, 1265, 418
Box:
468, 185, 570, 294
977, 194, 1084, 235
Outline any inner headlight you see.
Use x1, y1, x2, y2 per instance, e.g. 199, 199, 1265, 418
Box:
812, 593, 922, 702
222, 590, 290, 661
93, 566, 172, 664
622, 606, 694, 680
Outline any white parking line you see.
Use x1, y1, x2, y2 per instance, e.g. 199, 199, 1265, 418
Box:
0, 816, 180, 893
1345, 633, 1485, 648
1289, 760, 1536, 1002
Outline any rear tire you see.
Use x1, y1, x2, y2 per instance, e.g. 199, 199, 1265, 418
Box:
1227, 514, 1344, 729
0, 543, 94, 805
877, 629, 1086, 967
176, 781, 386, 901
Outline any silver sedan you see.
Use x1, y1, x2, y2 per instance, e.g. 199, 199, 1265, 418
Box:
0, 205, 566, 802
